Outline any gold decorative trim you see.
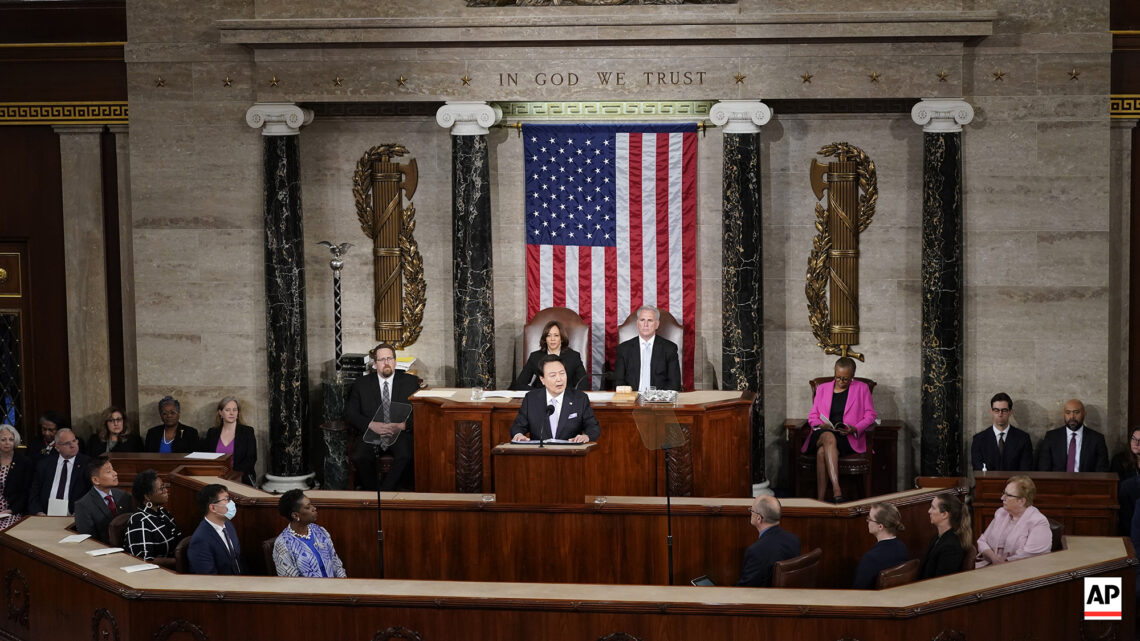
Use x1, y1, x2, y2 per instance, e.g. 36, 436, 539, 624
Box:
496, 101, 715, 120
0, 101, 128, 125
1110, 94, 1140, 119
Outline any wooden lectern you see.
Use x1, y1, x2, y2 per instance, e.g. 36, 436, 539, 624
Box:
492, 442, 600, 504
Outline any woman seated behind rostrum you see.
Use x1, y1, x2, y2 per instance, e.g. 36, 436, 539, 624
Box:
272, 489, 347, 578
919, 493, 971, 579
853, 502, 909, 589
975, 475, 1052, 568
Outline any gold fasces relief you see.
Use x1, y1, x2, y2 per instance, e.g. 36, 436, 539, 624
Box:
805, 142, 877, 362
352, 145, 425, 349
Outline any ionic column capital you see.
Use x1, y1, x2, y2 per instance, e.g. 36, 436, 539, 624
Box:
911, 99, 974, 133
710, 100, 772, 134
436, 101, 502, 136
245, 103, 313, 136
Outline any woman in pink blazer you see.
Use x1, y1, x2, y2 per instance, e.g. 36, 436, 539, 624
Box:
803, 357, 877, 503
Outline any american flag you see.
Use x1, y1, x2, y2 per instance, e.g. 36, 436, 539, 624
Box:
523, 123, 697, 390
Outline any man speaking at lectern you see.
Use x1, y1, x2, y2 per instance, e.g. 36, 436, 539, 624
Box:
511, 355, 601, 444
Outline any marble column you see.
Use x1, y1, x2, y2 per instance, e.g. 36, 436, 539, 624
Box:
911, 99, 974, 477
710, 100, 772, 489
108, 125, 139, 424
246, 103, 315, 492
436, 101, 502, 388
54, 125, 111, 434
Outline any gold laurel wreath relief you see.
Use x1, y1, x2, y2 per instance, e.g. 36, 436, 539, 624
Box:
805, 141, 877, 361
352, 144, 425, 349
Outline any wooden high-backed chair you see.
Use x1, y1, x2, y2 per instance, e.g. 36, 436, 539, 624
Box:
520, 307, 591, 384
771, 547, 822, 588
793, 376, 878, 500
876, 558, 919, 589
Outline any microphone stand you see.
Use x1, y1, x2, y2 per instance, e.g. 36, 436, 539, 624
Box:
543, 403, 555, 448
662, 441, 675, 586
374, 442, 385, 578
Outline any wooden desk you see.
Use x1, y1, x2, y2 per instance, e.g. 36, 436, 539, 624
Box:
107, 452, 233, 484
492, 442, 599, 504
412, 390, 752, 498
785, 419, 901, 498
973, 471, 1119, 536
0, 516, 1132, 641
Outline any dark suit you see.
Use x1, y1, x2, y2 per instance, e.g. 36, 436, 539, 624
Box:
512, 348, 589, 391
970, 426, 1033, 471
2, 453, 34, 515
1120, 475, 1140, 536
187, 518, 243, 575
510, 388, 601, 442
852, 537, 909, 589
612, 335, 681, 391
86, 433, 144, 456
918, 530, 964, 579
201, 425, 258, 486
346, 371, 419, 491
73, 487, 134, 543
1036, 425, 1110, 472
736, 525, 801, 587
143, 424, 200, 454
27, 452, 91, 515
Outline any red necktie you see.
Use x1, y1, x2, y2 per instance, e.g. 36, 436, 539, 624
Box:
104, 494, 117, 515
1066, 431, 1077, 473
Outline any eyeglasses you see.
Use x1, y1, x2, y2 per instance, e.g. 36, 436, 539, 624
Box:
1001, 492, 1023, 500
990, 408, 1011, 414
108, 417, 124, 423
749, 508, 763, 517
211, 497, 231, 505
155, 483, 171, 492
1130, 437, 1140, 445
834, 375, 852, 383
867, 517, 880, 525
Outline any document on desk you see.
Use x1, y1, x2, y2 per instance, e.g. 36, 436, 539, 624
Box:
483, 390, 527, 399
585, 391, 614, 402
122, 563, 160, 573
515, 439, 574, 445
60, 534, 92, 544
414, 390, 457, 399
85, 547, 124, 557
184, 452, 225, 460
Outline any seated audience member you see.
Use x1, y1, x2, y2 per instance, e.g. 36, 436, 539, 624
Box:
346, 343, 418, 491
144, 396, 200, 454
124, 469, 182, 568
188, 483, 243, 575
612, 305, 681, 392
975, 475, 1052, 567
29, 411, 66, 464
970, 393, 1032, 472
272, 489, 347, 578
512, 320, 589, 391
511, 355, 601, 444
87, 406, 144, 455
803, 357, 877, 503
853, 502, 909, 589
1131, 498, 1140, 603
1114, 428, 1140, 535
74, 456, 134, 543
1036, 399, 1109, 472
737, 496, 800, 587
28, 428, 90, 516
919, 494, 971, 579
1111, 427, 1140, 481
1120, 474, 1140, 537
0, 424, 33, 530
201, 397, 257, 486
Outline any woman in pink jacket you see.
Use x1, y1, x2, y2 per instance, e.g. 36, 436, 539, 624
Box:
804, 357, 877, 503
975, 475, 1052, 567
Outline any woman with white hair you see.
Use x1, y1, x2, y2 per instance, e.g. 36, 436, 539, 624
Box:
0, 424, 33, 530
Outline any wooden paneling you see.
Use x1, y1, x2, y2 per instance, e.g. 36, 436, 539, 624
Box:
785, 419, 902, 499
106, 453, 234, 486
973, 471, 1119, 536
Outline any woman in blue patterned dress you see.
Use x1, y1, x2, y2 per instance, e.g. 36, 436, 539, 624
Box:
272, 489, 347, 578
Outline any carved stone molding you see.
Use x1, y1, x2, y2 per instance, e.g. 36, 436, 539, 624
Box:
436, 101, 502, 136
152, 619, 209, 641
373, 626, 424, 641
3, 568, 28, 630
454, 420, 484, 493
665, 423, 693, 497
911, 99, 974, 133
709, 100, 772, 134
245, 102, 314, 136
92, 608, 120, 641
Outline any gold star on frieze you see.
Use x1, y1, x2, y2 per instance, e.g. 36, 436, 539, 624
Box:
269, 76, 280, 87
992, 69, 1006, 82
397, 76, 408, 87
868, 71, 881, 83
937, 70, 949, 82
223, 76, 233, 87
800, 72, 813, 84
333, 76, 343, 87
154, 77, 165, 88
461, 75, 471, 86
1068, 68, 1080, 81
734, 73, 746, 84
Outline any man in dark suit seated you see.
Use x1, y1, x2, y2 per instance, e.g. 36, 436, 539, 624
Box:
612, 305, 681, 392
188, 483, 243, 575
73, 456, 134, 543
27, 428, 90, 516
511, 355, 601, 443
971, 392, 1033, 471
1036, 399, 1109, 473
346, 342, 420, 491
737, 496, 800, 587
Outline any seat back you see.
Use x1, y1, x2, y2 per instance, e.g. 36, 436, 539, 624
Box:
961, 544, 977, 572
616, 308, 683, 359
1048, 518, 1065, 551
876, 558, 920, 589
771, 547, 822, 588
174, 536, 191, 573
262, 537, 277, 576
521, 307, 590, 370
107, 512, 133, 549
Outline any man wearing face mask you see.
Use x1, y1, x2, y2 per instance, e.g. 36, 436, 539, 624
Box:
346, 343, 420, 491
187, 484, 243, 575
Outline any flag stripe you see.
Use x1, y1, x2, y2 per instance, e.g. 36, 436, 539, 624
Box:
681, 130, 698, 390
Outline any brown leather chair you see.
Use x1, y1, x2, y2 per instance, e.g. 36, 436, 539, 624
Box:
876, 558, 919, 589
1048, 518, 1065, 551
616, 307, 683, 357
262, 537, 277, 576
794, 376, 878, 500
961, 544, 977, 572
174, 536, 191, 573
521, 306, 591, 368
107, 512, 133, 549
771, 547, 822, 588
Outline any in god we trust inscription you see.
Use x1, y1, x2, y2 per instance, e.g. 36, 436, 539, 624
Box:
498, 70, 707, 87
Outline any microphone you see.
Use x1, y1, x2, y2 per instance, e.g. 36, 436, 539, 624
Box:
543, 403, 555, 448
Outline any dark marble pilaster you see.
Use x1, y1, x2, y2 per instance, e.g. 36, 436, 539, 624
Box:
912, 100, 974, 477
711, 100, 771, 486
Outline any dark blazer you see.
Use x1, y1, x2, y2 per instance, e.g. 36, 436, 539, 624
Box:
970, 426, 1033, 472
86, 433, 144, 456
510, 388, 601, 442
918, 530, 964, 580
27, 452, 92, 515
144, 424, 200, 454
1036, 425, 1110, 472
201, 425, 258, 486
512, 348, 589, 391
852, 537, 909, 589
73, 486, 134, 543
345, 371, 420, 436
1120, 475, 1140, 536
187, 518, 243, 575
612, 335, 681, 391
737, 525, 801, 587
2, 453, 34, 515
